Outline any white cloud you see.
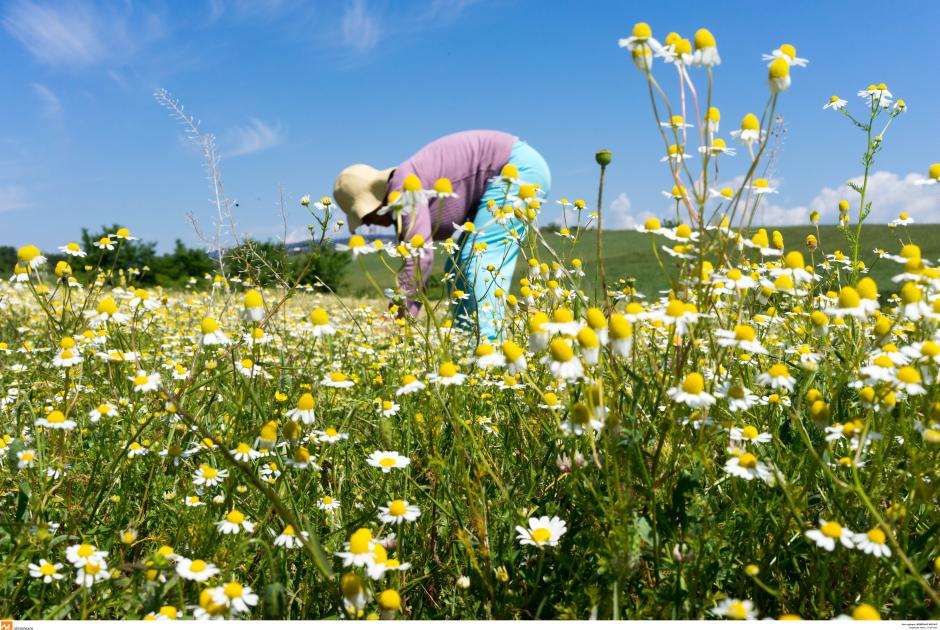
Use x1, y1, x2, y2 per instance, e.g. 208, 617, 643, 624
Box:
761, 171, 940, 225
0, 186, 31, 213
2, 1, 164, 67
603, 192, 655, 230
30, 82, 62, 116
3, 1, 106, 65
225, 118, 284, 158
342, 0, 380, 52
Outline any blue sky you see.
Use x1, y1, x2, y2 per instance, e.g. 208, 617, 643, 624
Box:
2, 0, 939, 252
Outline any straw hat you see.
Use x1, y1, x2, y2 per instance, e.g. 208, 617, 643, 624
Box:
332, 164, 394, 232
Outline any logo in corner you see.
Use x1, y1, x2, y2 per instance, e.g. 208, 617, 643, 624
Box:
2, 619, 13, 630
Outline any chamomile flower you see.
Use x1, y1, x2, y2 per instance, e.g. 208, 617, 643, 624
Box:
715, 324, 767, 354
176, 557, 220, 582
273, 524, 308, 549
757, 363, 796, 391
395, 374, 424, 396
858, 83, 892, 107
469, 342, 505, 369
729, 425, 773, 444
66, 543, 108, 568
308, 308, 337, 337
378, 499, 421, 524
88, 403, 117, 423
336, 528, 376, 567
543, 339, 584, 381
618, 22, 662, 54
18, 244, 47, 269
428, 362, 466, 386
318, 496, 340, 511
730, 113, 763, 145
209, 582, 258, 615
322, 371, 354, 388
691, 28, 720, 66
286, 393, 316, 424
853, 528, 892, 557
75, 560, 110, 588
216, 509, 255, 534
824, 95, 848, 110
805, 519, 855, 551
367, 450, 410, 473
762, 43, 808, 67
668, 372, 716, 408
193, 464, 229, 487
336, 234, 376, 257
516, 515, 567, 548
29, 559, 64, 583
724, 452, 773, 483
130, 371, 162, 393
712, 598, 757, 620
914, 163, 940, 186
58, 242, 87, 257
315, 426, 349, 443
37, 410, 77, 431
200, 317, 230, 345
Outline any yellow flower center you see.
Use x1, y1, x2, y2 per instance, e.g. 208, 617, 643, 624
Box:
349, 528, 372, 554
244, 289, 263, 308
224, 582, 244, 599
738, 453, 758, 468
768, 363, 789, 378
309, 308, 329, 326
742, 426, 759, 440
779, 43, 796, 59
402, 173, 422, 192
438, 362, 459, 378
433, 177, 453, 194
379, 457, 397, 468
820, 521, 842, 538
298, 393, 314, 410
531, 527, 552, 543
897, 366, 921, 384
631, 22, 651, 39
681, 372, 704, 395
728, 602, 748, 620
389, 500, 407, 517
866, 528, 886, 544
741, 113, 759, 131
644, 217, 661, 230
549, 339, 574, 362
201, 318, 219, 334
769, 57, 790, 78
838, 287, 861, 308
900, 282, 922, 304
40, 563, 56, 576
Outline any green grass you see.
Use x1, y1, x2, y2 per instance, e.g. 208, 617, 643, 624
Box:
339, 224, 940, 299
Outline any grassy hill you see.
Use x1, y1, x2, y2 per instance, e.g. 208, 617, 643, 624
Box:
338, 224, 940, 300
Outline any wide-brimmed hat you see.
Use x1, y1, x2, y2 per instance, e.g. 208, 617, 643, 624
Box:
332, 163, 394, 232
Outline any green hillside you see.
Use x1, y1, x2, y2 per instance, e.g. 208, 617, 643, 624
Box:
339, 224, 940, 300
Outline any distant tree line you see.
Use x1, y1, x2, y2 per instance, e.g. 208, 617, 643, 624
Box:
1, 224, 350, 291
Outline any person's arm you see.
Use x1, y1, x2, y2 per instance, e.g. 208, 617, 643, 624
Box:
397, 200, 434, 317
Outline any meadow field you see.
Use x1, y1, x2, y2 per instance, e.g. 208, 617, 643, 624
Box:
2, 18, 940, 623
341, 224, 940, 301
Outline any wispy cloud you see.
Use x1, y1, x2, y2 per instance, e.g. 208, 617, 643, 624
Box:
342, 0, 381, 53
761, 171, 940, 225
0, 186, 31, 214
2, 0, 164, 67
3, 1, 106, 65
30, 82, 62, 116
225, 118, 284, 158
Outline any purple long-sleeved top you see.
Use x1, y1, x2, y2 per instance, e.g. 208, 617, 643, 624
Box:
386, 130, 515, 315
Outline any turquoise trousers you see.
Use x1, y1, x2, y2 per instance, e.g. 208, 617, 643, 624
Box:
445, 139, 551, 340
